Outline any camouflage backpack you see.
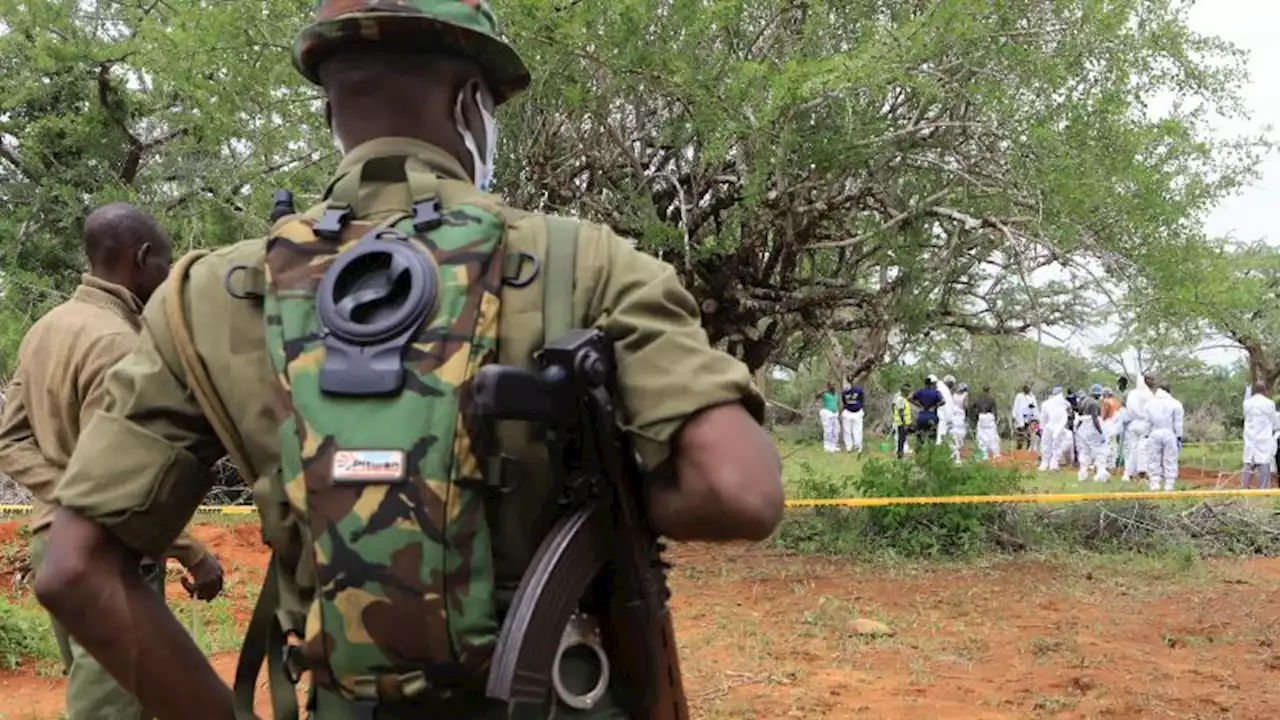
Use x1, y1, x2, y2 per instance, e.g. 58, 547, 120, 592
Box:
265, 156, 515, 698
168, 160, 582, 720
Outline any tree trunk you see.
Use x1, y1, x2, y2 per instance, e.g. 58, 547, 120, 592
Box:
1242, 340, 1279, 393
824, 326, 891, 385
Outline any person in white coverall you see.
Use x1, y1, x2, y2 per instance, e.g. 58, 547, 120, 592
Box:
936, 375, 956, 444
948, 383, 969, 463
1241, 381, 1279, 489
1144, 382, 1184, 491
1038, 386, 1070, 471
1074, 384, 1109, 482
1121, 374, 1155, 482
1012, 385, 1038, 450
971, 386, 1000, 460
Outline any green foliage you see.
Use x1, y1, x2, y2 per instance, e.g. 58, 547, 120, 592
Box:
1135, 238, 1280, 392
0, 0, 328, 361
0, 596, 57, 670
774, 448, 1029, 558
852, 449, 1027, 557
0, 0, 1268, 388
500, 0, 1266, 371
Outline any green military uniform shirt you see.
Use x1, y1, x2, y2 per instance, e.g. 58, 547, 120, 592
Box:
53, 136, 764, 713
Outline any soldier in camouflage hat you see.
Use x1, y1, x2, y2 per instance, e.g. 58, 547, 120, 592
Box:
36, 1, 783, 719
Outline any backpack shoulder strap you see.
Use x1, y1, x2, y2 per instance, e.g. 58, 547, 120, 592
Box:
542, 215, 580, 342
166, 250, 259, 481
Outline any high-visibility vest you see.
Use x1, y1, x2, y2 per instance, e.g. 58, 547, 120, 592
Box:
894, 398, 913, 426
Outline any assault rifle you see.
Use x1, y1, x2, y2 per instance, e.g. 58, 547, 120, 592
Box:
472, 329, 689, 720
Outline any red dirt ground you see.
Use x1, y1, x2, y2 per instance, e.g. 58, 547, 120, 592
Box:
3, 520, 1280, 718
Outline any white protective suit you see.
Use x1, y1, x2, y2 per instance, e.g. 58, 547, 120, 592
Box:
1012, 392, 1037, 428
976, 411, 1000, 459
1075, 400, 1109, 483
1241, 393, 1280, 489
1122, 377, 1154, 481
839, 386, 865, 453
948, 391, 968, 463
1144, 389, 1184, 491
1038, 391, 1070, 471
936, 378, 955, 444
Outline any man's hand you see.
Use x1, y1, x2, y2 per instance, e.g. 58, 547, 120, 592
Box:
181, 554, 224, 601
35, 508, 236, 719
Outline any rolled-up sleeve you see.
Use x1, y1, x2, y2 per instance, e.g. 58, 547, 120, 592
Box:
0, 376, 61, 504
54, 274, 223, 560
580, 225, 764, 469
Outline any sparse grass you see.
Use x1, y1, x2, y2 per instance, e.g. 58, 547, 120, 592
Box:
0, 594, 60, 671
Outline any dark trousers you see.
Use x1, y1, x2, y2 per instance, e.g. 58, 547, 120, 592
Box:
896, 425, 911, 457
915, 417, 938, 452
1014, 426, 1031, 450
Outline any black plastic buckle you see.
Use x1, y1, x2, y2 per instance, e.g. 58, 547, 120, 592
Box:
504, 252, 540, 288
412, 198, 443, 233
281, 643, 304, 685
315, 205, 353, 240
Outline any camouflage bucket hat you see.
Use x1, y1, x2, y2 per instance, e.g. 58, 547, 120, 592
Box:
294, 0, 531, 105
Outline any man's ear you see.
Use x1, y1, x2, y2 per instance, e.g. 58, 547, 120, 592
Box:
134, 242, 151, 268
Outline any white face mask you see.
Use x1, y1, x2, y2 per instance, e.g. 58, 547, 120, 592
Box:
455, 80, 498, 192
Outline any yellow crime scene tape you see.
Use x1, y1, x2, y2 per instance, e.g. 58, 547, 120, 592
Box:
0, 488, 1278, 515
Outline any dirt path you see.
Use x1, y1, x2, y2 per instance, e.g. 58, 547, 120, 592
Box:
0, 652, 279, 719
5, 521, 1280, 718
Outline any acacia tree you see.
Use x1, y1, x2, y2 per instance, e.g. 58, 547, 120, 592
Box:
0, 0, 1264, 382
1135, 238, 1280, 391
0, 0, 327, 358
1091, 316, 1210, 380
497, 0, 1262, 374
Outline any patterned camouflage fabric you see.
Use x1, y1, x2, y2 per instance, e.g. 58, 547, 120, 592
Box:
294, 0, 531, 105
262, 184, 506, 700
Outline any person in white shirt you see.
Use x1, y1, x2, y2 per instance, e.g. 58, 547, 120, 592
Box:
1241, 381, 1279, 489
935, 375, 956, 444
1144, 381, 1184, 491
1121, 374, 1155, 482
946, 383, 969, 464
1012, 385, 1038, 450
1038, 386, 1070, 471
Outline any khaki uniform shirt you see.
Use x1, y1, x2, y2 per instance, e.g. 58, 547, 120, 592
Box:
53, 137, 764, 563
0, 275, 207, 565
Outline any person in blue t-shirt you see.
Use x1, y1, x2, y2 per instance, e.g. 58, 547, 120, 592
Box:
911, 375, 944, 451
840, 377, 866, 452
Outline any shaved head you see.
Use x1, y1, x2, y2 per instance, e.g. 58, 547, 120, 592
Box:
319, 50, 490, 178
83, 202, 173, 302
84, 203, 167, 269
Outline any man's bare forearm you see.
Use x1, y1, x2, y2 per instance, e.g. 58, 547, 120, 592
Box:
648, 403, 783, 542
35, 508, 235, 720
